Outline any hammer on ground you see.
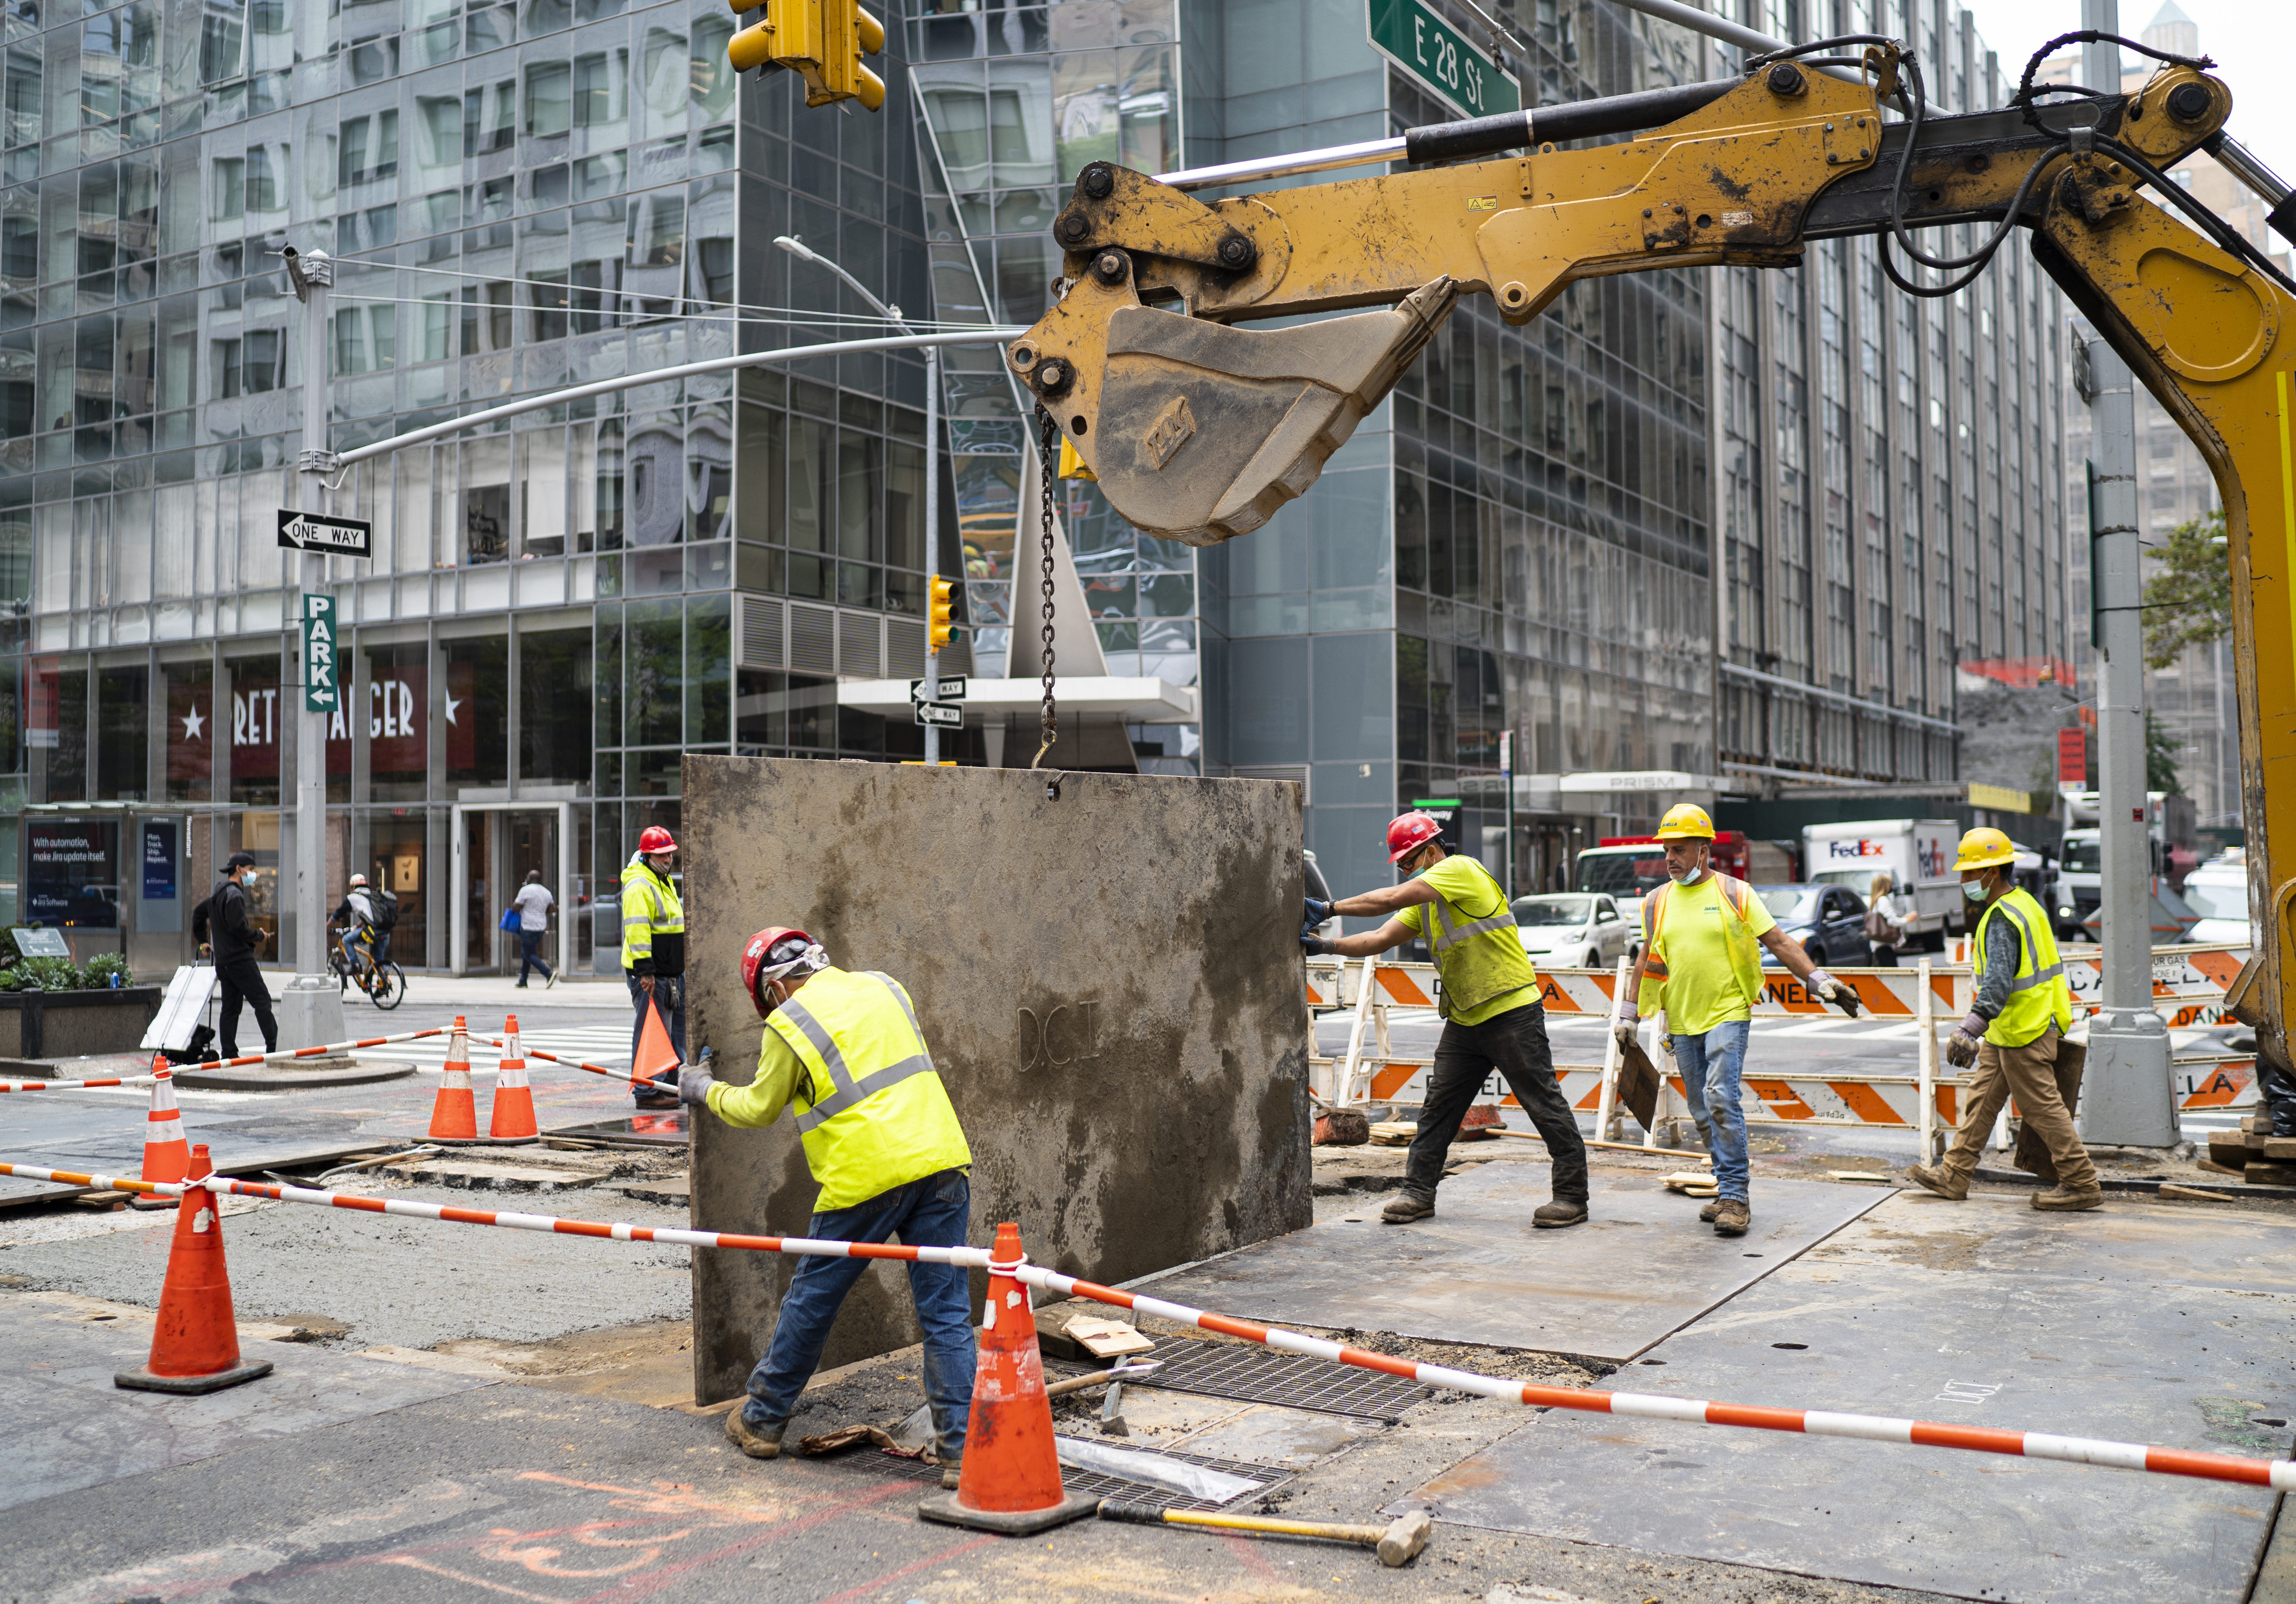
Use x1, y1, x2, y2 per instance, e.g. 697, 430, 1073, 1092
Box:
1098, 1502, 1433, 1567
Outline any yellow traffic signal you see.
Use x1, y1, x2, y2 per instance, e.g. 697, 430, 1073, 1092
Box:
927, 575, 955, 649
726, 0, 886, 112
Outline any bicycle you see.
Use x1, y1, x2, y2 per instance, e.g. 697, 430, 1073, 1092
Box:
329, 929, 406, 1010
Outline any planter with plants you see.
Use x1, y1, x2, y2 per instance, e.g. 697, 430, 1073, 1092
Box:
0, 941, 162, 1063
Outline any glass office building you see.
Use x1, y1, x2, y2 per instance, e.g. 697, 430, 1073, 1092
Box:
1, 0, 2072, 972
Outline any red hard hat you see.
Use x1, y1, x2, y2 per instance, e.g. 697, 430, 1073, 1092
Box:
740, 926, 824, 1017
637, 826, 678, 854
1386, 811, 1444, 864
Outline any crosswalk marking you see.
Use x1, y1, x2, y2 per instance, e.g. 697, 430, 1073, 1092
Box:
354, 1026, 632, 1075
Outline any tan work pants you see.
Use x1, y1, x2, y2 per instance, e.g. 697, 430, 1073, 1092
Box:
1941, 1025, 2097, 1192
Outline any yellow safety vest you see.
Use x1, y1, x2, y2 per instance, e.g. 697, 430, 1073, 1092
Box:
1975, 887, 2073, 1048
1638, 873, 1766, 1017
620, 862, 685, 975
766, 966, 972, 1211
1421, 858, 1539, 1022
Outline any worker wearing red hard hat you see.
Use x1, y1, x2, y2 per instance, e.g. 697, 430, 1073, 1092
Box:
679, 928, 976, 1478
1302, 811, 1590, 1230
623, 825, 686, 1108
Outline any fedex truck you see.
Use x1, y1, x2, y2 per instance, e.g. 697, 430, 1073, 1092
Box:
1800, 819, 1960, 946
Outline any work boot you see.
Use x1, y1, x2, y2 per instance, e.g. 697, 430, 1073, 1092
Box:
1711, 1199, 1751, 1237
938, 1443, 963, 1489
2032, 1185, 2104, 1212
723, 1410, 785, 1459
1905, 1163, 1968, 1201
1698, 1199, 1721, 1223
1381, 1193, 1435, 1224
1532, 1200, 1587, 1229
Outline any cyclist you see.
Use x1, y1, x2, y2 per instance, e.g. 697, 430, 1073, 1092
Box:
332, 874, 382, 983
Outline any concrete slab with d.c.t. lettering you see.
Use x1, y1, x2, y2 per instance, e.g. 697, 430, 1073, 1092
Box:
680, 759, 1313, 1404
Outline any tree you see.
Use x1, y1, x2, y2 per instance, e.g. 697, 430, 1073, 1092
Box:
2142, 508, 2231, 669
2145, 710, 2183, 796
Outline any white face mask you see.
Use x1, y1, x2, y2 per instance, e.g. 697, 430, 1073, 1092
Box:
1668, 861, 1703, 884
1962, 879, 1990, 904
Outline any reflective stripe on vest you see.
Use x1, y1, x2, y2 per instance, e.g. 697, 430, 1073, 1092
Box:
781, 973, 936, 1133
1639, 874, 1764, 1016
1976, 889, 2073, 1047
1421, 860, 1538, 1020
1429, 899, 1518, 954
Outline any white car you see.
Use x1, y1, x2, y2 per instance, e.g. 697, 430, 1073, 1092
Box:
1511, 893, 1630, 969
2180, 856, 2251, 946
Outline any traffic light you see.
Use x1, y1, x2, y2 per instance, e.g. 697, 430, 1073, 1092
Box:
727, 0, 886, 112
927, 575, 955, 649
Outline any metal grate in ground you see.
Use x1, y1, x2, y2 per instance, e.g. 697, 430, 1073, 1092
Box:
865, 1441, 1288, 1513
1082, 1336, 1430, 1423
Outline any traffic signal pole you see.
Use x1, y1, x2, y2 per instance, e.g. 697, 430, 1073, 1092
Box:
283, 248, 349, 1053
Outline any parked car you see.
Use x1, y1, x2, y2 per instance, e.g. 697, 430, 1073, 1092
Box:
1754, 883, 1872, 967
1510, 893, 1631, 969
2180, 852, 2251, 946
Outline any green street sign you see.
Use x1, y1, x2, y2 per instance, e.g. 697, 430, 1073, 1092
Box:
1412, 798, 1464, 809
1366, 0, 1520, 121
302, 593, 339, 713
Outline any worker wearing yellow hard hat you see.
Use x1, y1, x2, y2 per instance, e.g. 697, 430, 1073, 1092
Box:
1908, 828, 2097, 1211
1618, 799, 1853, 1239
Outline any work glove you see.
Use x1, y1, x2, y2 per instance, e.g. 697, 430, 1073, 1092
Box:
1301, 934, 1338, 956
1806, 969, 1862, 1017
1612, 1009, 1639, 1052
1944, 1029, 1981, 1069
677, 1062, 716, 1108
1303, 897, 1334, 928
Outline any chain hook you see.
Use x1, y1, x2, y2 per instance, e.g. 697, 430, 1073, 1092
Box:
1030, 407, 1060, 775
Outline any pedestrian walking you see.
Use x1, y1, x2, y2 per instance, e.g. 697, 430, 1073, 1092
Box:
1865, 872, 1910, 967
192, 852, 277, 1059
679, 928, 976, 1480
1617, 803, 1855, 1237
621, 826, 685, 1107
1907, 828, 2100, 1211
1302, 811, 1590, 1230
512, 871, 557, 990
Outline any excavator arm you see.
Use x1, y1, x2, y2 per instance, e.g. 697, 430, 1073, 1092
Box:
1005, 49, 2296, 1076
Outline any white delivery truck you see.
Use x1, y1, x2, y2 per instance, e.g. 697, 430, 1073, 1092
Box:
1800, 819, 1960, 948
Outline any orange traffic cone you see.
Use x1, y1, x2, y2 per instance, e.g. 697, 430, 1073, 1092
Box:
633, 994, 681, 1094
918, 1223, 1096, 1534
115, 1144, 274, 1394
487, 1014, 540, 1144
427, 1016, 481, 1143
128, 1060, 190, 1211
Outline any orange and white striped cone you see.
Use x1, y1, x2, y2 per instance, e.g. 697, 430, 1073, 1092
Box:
918, 1223, 1096, 1535
486, 1014, 541, 1145
128, 1060, 190, 1211
115, 1144, 274, 1394
427, 1016, 481, 1143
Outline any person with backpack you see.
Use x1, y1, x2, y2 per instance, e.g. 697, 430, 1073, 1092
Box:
193, 852, 277, 1059
1615, 804, 1854, 1237
332, 873, 380, 978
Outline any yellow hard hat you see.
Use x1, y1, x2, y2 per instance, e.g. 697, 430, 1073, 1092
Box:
1956, 826, 2017, 871
1654, 802, 1715, 841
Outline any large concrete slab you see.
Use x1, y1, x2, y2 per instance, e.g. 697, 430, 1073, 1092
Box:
682, 759, 1313, 1401
0, 1293, 493, 1511
1140, 1162, 1890, 1363
1400, 1193, 2296, 1604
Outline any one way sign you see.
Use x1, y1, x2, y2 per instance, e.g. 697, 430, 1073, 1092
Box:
277, 509, 372, 557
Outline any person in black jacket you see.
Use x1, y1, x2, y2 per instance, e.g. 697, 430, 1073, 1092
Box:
193, 852, 277, 1059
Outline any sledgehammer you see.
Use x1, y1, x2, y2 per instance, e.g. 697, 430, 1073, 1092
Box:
1098, 1502, 1433, 1566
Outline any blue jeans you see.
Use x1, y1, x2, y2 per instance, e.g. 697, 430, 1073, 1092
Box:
517, 928, 553, 984
625, 973, 686, 1099
1673, 1019, 1752, 1202
743, 1168, 977, 1459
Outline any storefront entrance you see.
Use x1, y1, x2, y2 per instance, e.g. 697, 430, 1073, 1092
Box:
450, 803, 572, 976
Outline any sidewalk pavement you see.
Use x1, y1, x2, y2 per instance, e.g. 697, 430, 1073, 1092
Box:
254, 968, 634, 1011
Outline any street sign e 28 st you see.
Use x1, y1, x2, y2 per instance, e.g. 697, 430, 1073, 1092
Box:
1365, 0, 1520, 120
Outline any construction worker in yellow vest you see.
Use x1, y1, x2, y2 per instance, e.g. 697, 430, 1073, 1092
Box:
679, 927, 977, 1477
1617, 803, 1854, 1238
622, 825, 686, 1107
1907, 828, 2098, 1211
1302, 811, 1590, 1229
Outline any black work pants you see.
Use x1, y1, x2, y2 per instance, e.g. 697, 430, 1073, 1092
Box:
216, 955, 277, 1058
1403, 1001, 1589, 1204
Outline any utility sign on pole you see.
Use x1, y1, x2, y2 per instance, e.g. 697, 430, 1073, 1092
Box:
277, 509, 372, 557
910, 676, 968, 704
301, 595, 339, 713
1365, 0, 1519, 120
913, 701, 963, 729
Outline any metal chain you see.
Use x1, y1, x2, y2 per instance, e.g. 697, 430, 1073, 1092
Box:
1030, 406, 1059, 770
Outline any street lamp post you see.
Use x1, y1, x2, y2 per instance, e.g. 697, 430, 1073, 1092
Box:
775, 236, 944, 764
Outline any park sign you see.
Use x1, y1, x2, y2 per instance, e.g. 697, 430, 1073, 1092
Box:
277, 508, 372, 557
302, 594, 340, 713
1366, 0, 1520, 121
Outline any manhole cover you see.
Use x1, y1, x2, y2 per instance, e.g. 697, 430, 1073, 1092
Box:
1080, 1337, 1428, 1423
863, 1443, 1284, 1513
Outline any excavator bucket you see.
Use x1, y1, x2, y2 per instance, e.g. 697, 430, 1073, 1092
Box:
1032, 277, 1457, 547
